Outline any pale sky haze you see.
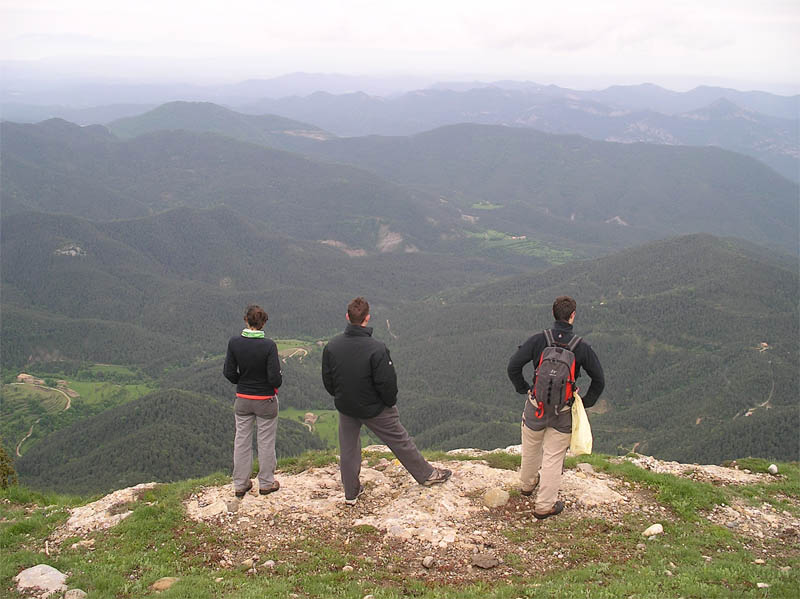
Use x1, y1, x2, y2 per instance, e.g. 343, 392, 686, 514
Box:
1, 0, 798, 93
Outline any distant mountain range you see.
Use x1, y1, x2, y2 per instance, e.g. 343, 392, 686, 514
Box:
4, 114, 796, 255
3, 79, 796, 181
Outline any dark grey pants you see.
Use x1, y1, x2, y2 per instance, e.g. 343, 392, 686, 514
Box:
338, 405, 434, 500
233, 396, 278, 491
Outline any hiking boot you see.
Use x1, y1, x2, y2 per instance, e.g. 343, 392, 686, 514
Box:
520, 474, 540, 497
259, 480, 280, 496
344, 484, 365, 506
423, 468, 452, 486
534, 500, 565, 520
234, 480, 253, 499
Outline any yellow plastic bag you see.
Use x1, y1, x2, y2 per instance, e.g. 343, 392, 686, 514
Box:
570, 392, 593, 456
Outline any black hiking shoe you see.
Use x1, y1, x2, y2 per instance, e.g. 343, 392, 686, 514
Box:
520, 474, 540, 497
534, 500, 565, 520
234, 480, 253, 498
345, 484, 365, 506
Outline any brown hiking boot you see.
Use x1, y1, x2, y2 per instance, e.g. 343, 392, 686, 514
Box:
520, 473, 540, 497
234, 480, 253, 498
259, 480, 280, 495
423, 468, 452, 486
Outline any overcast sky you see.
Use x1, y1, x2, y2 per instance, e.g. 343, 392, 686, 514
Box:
2, 0, 798, 92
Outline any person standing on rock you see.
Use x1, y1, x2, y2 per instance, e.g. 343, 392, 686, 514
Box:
507, 296, 604, 519
224, 304, 283, 498
322, 297, 451, 505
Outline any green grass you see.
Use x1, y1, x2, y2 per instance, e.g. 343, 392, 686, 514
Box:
465, 229, 574, 262
1, 384, 69, 455
274, 339, 315, 352
2, 453, 799, 598
279, 408, 339, 448
470, 201, 504, 210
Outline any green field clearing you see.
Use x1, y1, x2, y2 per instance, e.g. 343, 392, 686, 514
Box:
0, 384, 69, 455
275, 339, 316, 352
280, 408, 339, 448
66, 380, 153, 408
470, 201, 504, 210
467, 229, 574, 262
80, 364, 140, 377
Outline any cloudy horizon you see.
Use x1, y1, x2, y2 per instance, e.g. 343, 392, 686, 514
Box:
2, 0, 798, 95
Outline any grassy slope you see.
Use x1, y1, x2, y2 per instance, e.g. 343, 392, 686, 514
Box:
1, 453, 798, 598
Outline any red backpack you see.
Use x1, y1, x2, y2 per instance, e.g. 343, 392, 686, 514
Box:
532, 329, 581, 419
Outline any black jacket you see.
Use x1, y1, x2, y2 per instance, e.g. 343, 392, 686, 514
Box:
223, 334, 283, 397
507, 321, 605, 429
321, 324, 398, 419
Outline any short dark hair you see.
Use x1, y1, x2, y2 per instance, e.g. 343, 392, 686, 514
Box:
553, 296, 576, 322
244, 304, 268, 329
347, 297, 370, 325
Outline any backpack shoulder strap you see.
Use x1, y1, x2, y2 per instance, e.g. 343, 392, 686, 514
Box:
567, 335, 582, 352
543, 329, 555, 347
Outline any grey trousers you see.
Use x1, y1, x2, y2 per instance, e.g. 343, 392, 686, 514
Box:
233, 397, 278, 491
338, 405, 434, 500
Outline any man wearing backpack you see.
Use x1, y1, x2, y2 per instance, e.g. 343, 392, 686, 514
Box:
507, 296, 605, 519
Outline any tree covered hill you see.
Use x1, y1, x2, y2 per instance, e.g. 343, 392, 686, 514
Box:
0, 206, 523, 371
364, 234, 799, 463
0, 119, 461, 252
13, 389, 326, 495
3, 115, 797, 258
108, 101, 333, 153
241, 87, 798, 181
306, 123, 799, 254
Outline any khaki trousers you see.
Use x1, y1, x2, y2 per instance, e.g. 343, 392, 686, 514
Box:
520, 422, 571, 513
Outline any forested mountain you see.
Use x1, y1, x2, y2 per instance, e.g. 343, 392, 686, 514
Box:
14, 389, 326, 494
0, 119, 463, 252
0, 207, 522, 371
367, 234, 798, 463
108, 101, 333, 153
306, 124, 798, 253
4, 117, 796, 257
240, 87, 798, 181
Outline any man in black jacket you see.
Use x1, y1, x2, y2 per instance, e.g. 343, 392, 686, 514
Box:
322, 297, 451, 504
507, 296, 604, 519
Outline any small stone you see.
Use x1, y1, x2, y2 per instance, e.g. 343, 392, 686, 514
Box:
768, 464, 778, 475
471, 553, 500, 569
665, 570, 673, 576
779, 566, 791, 572
225, 500, 239, 513
422, 556, 435, 568
343, 565, 354, 572
757, 583, 770, 589
575, 471, 587, 479
65, 590, 88, 599
636, 543, 646, 550
151, 577, 179, 591
482, 488, 510, 508
241, 559, 254, 569
215, 578, 224, 582
363, 595, 375, 599
726, 521, 740, 529
642, 523, 664, 537
754, 558, 765, 564
263, 560, 276, 569
577, 463, 595, 474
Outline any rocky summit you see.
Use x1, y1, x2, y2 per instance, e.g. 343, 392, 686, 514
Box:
42, 448, 799, 586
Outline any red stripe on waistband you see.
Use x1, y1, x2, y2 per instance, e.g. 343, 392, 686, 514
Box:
236, 393, 275, 400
